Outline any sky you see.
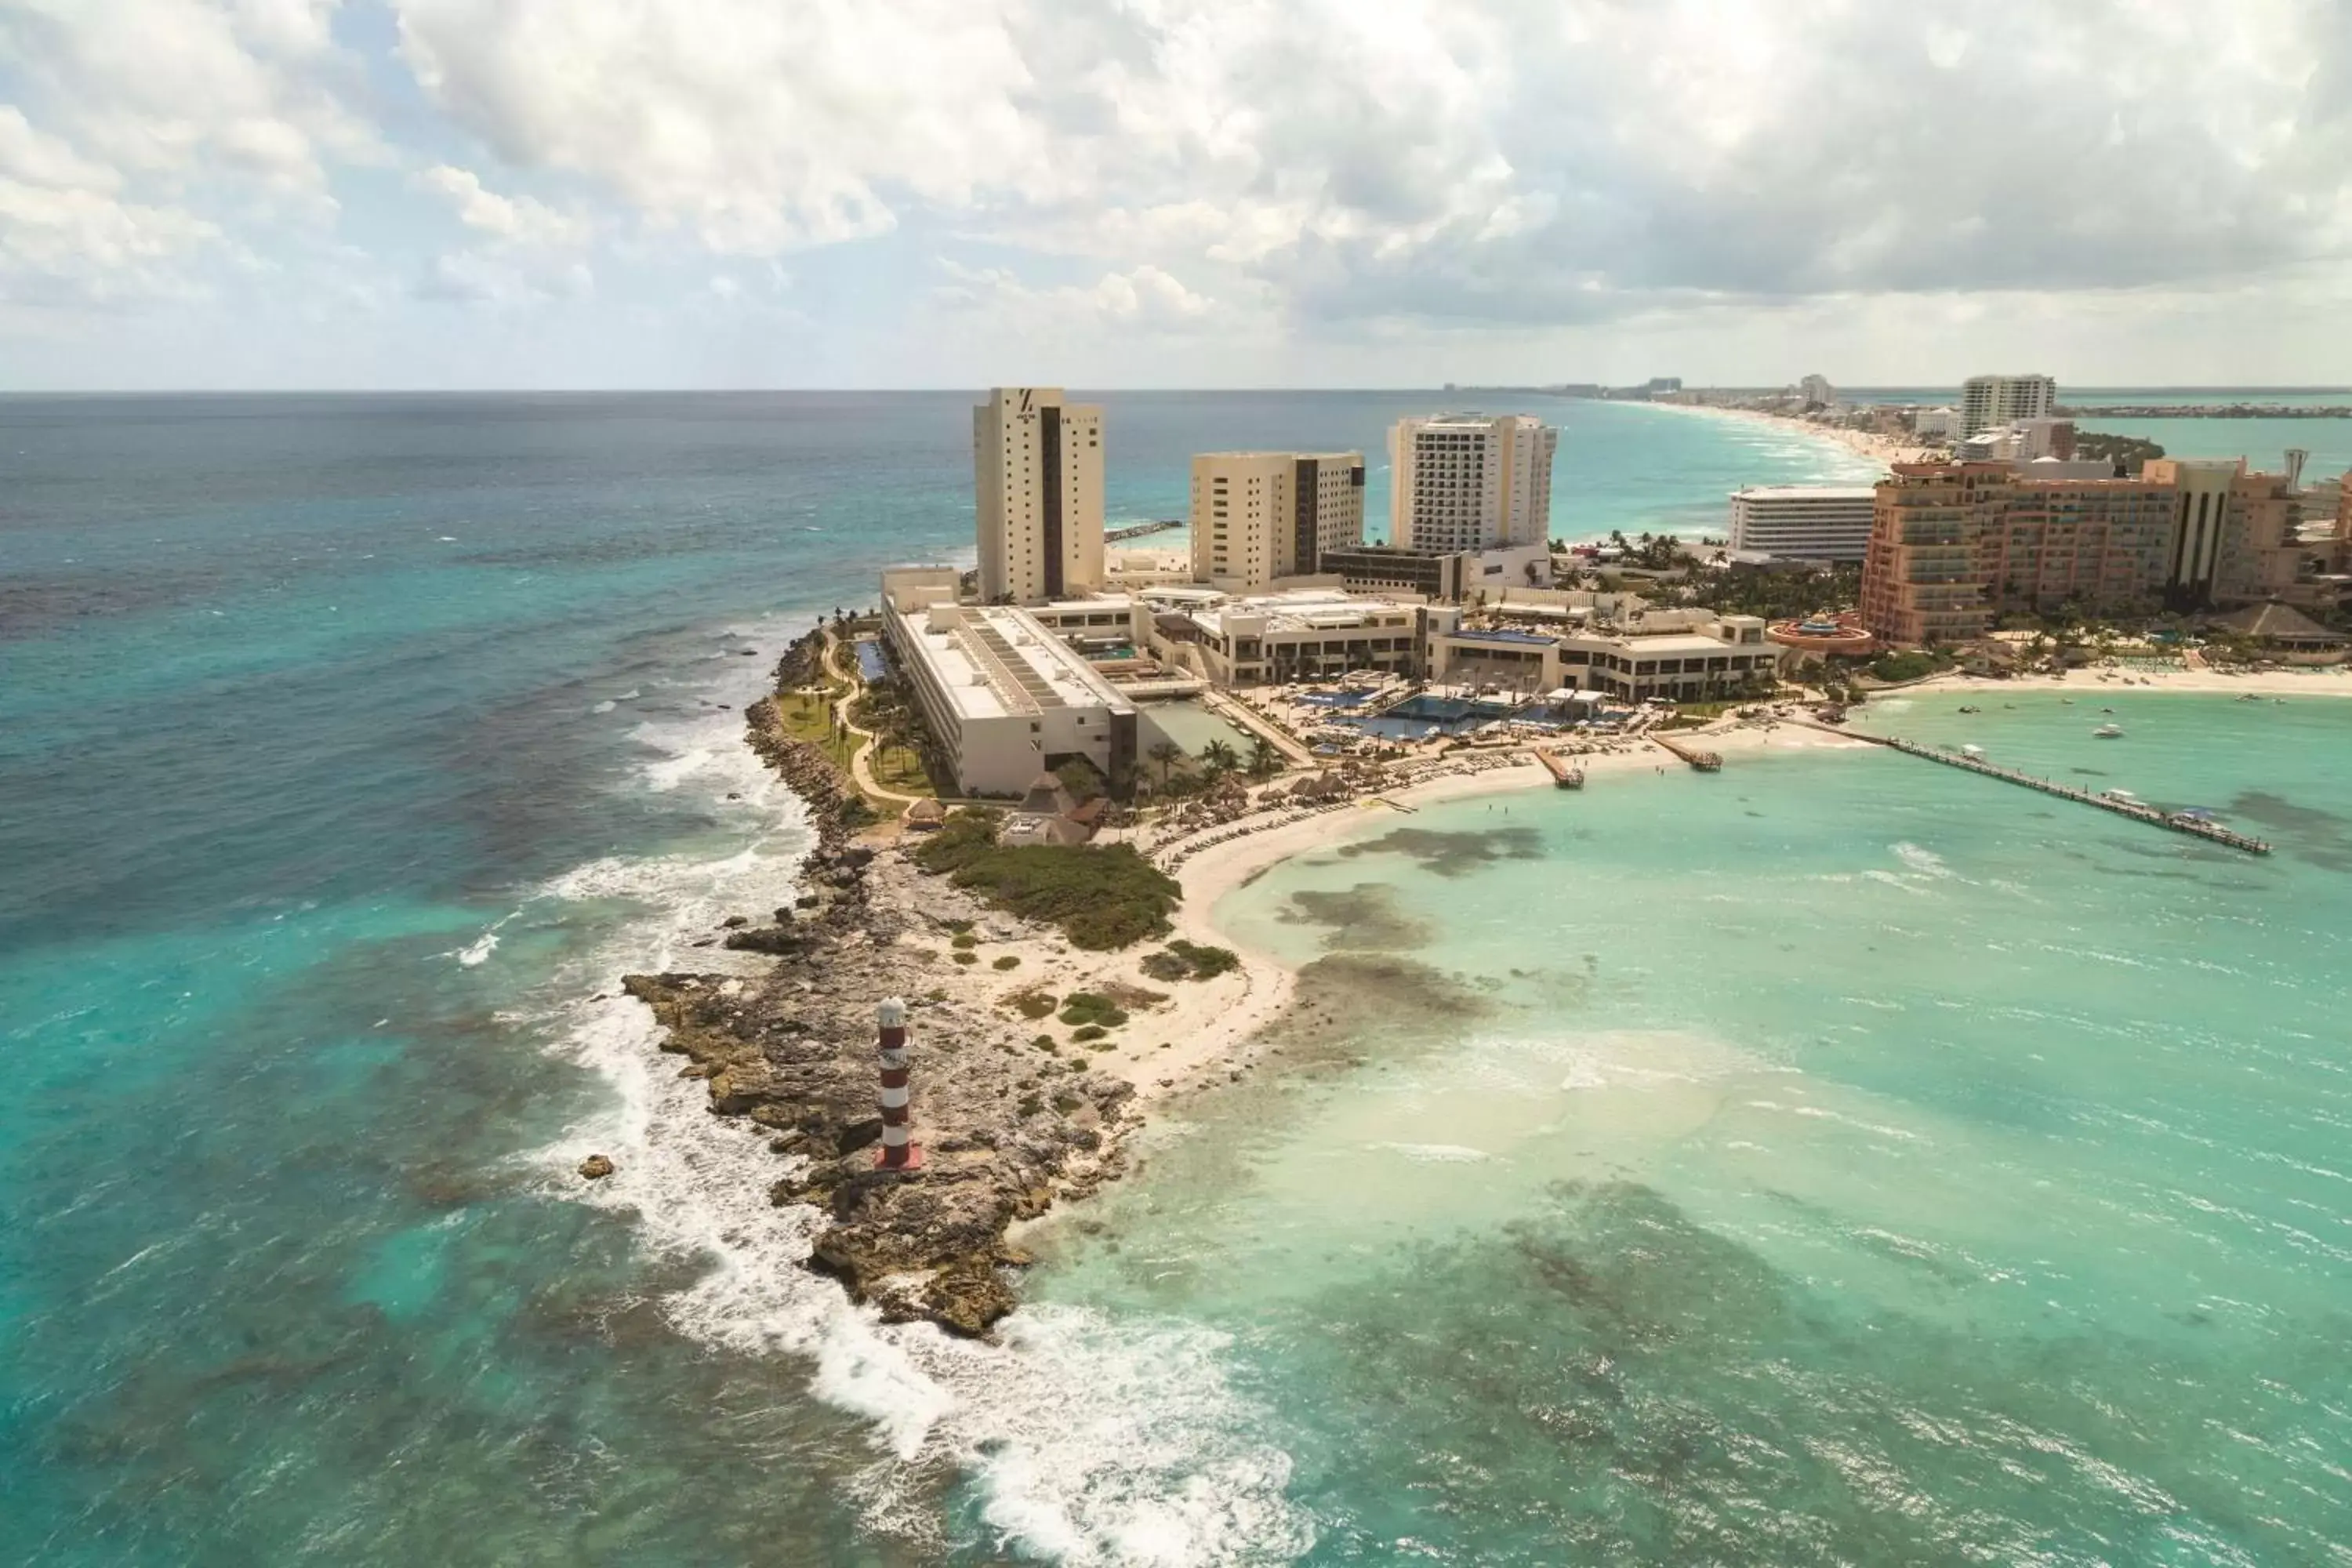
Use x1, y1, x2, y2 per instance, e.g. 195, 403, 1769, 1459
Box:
3, 0, 2350, 391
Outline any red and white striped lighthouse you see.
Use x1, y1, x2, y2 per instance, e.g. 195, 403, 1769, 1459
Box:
874, 996, 922, 1171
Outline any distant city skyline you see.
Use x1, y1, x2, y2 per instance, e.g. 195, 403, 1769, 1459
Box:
5, 2, 2350, 390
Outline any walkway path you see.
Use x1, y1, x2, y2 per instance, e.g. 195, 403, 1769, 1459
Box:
1205, 689, 1316, 768
822, 633, 928, 809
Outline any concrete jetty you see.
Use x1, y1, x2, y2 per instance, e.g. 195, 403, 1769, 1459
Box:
1651, 735, 1722, 772
1832, 728, 2271, 855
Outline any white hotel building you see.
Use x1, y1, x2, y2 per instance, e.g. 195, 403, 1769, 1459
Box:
880, 568, 1138, 797
1727, 486, 1880, 561
1389, 414, 1559, 552
1958, 373, 2056, 438
1189, 450, 1367, 591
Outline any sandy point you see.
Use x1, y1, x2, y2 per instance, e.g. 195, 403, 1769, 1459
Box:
1121, 724, 1876, 1102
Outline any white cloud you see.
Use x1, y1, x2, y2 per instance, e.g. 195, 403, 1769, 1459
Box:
0, 106, 120, 191
414, 164, 589, 249
0, 108, 218, 304
9, 0, 2352, 381
412, 248, 592, 307
379, 0, 2352, 330
936, 260, 1223, 335
0, 0, 378, 198
393, 0, 1045, 252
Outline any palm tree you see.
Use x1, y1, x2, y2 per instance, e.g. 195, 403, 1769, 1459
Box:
1147, 739, 1182, 788
1199, 739, 1240, 779
1246, 737, 1281, 780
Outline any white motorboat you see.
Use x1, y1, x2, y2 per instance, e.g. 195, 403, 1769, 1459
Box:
2093, 723, 2124, 738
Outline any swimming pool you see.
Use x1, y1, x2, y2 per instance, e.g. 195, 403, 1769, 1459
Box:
1333, 694, 1589, 741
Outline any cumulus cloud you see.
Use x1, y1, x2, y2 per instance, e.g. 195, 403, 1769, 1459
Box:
381, 0, 2352, 328
0, 107, 218, 305
8, 0, 2352, 379
412, 249, 592, 306
936, 260, 1221, 335
414, 164, 589, 249
393, 0, 1044, 252
0, 0, 378, 198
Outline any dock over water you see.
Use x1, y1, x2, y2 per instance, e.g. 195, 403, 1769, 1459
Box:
1651, 735, 1722, 772
1833, 728, 2273, 855
1535, 748, 1585, 788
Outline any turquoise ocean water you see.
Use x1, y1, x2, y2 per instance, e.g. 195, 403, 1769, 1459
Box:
4, 390, 2343, 1564
1027, 692, 2352, 1563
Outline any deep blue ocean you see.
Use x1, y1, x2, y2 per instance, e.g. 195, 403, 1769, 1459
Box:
2, 391, 2335, 1566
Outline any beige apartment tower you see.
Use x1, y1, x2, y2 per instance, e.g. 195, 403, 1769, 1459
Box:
1389, 414, 1559, 552
1189, 451, 1367, 590
1958, 374, 2057, 437
974, 387, 1105, 604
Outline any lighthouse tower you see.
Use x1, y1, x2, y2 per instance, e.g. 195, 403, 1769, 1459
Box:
874, 996, 922, 1170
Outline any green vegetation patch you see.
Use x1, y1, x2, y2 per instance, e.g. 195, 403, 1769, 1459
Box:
1007, 990, 1059, 1021
950, 931, 978, 950
1070, 1024, 1108, 1044
952, 951, 978, 965
1142, 938, 1241, 982
1058, 993, 1129, 1029
1867, 649, 1950, 684
992, 954, 1021, 971
914, 810, 1179, 949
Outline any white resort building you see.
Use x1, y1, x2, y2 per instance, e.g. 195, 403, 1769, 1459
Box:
1727, 486, 1880, 561
1189, 451, 1366, 591
1425, 608, 1781, 702
880, 568, 1138, 797
1958, 373, 2057, 437
1144, 587, 1424, 687
1388, 413, 1559, 553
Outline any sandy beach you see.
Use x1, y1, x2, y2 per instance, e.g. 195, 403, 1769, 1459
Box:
1105, 723, 1875, 1099
1634, 397, 1933, 467
1893, 665, 2352, 699
1085, 660, 2350, 1099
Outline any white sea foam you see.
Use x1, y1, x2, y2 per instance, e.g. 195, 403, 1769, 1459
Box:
591, 699, 616, 714
1892, 841, 1953, 878
506, 613, 1311, 1565
1373, 1141, 1491, 1163
456, 931, 499, 967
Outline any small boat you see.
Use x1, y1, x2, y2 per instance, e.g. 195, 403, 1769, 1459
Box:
1961, 744, 1985, 759
2093, 723, 2124, 738
1958, 704, 1980, 714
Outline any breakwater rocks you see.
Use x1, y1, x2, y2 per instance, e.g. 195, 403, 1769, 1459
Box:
622, 843, 1137, 1338
770, 625, 829, 692
743, 696, 867, 840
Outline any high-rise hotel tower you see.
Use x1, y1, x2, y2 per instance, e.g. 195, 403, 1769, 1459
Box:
974, 387, 1105, 603
1189, 451, 1366, 591
1388, 413, 1559, 553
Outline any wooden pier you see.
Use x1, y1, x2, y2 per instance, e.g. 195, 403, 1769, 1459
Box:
1651, 735, 1722, 772
1535, 748, 1585, 789
1841, 731, 2272, 855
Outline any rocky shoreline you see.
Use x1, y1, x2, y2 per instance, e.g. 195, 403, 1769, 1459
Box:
615, 635, 1142, 1338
